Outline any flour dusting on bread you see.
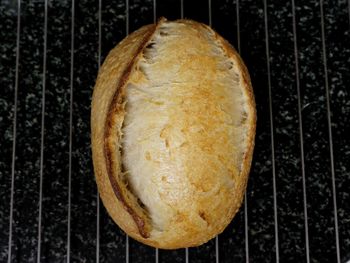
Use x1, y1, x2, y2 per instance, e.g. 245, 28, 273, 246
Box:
121, 20, 252, 236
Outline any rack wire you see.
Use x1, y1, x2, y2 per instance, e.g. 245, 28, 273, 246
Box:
291, 0, 310, 262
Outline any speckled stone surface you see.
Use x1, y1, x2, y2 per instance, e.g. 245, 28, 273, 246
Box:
0, 0, 349, 262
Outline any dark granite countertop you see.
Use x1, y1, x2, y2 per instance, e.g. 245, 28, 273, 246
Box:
0, 0, 349, 262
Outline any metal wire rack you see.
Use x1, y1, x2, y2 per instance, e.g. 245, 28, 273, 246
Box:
0, 0, 349, 262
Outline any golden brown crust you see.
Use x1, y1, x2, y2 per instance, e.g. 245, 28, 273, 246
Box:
91, 18, 256, 249
210, 26, 257, 208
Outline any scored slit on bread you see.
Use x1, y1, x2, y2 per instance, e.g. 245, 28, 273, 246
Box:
92, 18, 256, 249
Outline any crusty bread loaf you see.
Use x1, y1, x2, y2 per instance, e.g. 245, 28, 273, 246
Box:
91, 18, 256, 249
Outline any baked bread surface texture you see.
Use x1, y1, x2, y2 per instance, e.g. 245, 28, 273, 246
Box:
91, 18, 256, 249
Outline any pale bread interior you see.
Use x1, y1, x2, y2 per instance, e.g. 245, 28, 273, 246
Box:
120, 20, 251, 236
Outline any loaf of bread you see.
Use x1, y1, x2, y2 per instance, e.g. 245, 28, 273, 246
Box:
91, 18, 256, 249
